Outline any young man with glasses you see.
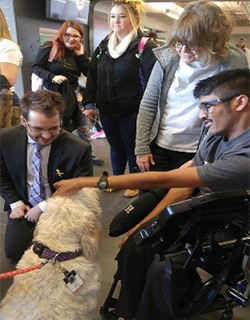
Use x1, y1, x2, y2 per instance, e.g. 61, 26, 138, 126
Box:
0, 89, 93, 263
54, 68, 250, 320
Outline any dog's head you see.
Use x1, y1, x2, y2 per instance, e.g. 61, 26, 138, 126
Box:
34, 187, 102, 261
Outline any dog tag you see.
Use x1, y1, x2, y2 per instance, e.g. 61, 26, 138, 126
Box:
63, 270, 84, 295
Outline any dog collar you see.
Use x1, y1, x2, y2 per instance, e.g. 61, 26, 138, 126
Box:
32, 242, 82, 262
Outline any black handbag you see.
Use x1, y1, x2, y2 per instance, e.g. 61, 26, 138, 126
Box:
56, 81, 82, 132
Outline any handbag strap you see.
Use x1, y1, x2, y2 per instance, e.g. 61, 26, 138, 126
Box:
48, 40, 59, 62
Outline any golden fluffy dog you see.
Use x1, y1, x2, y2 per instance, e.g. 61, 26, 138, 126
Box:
0, 188, 102, 320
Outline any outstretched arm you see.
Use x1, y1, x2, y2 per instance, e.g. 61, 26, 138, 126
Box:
53, 167, 204, 196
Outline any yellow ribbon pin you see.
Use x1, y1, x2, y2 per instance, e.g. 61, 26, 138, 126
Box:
56, 169, 64, 177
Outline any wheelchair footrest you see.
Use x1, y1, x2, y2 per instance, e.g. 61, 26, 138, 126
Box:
227, 287, 249, 307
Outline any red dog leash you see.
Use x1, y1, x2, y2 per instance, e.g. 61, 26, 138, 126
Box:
0, 262, 48, 280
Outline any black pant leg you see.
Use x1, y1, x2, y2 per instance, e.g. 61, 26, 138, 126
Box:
4, 215, 35, 262
136, 254, 201, 320
148, 144, 196, 196
114, 230, 156, 319
135, 260, 174, 320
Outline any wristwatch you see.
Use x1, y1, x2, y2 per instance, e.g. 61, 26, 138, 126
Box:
97, 171, 110, 190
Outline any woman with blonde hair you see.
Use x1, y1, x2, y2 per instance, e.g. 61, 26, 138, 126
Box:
0, 8, 22, 88
32, 20, 89, 131
84, 0, 157, 198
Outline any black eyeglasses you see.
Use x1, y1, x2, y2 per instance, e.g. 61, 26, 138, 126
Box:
175, 42, 197, 52
63, 33, 81, 40
26, 121, 61, 134
199, 94, 239, 114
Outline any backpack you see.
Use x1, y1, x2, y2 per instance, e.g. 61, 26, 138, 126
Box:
31, 41, 58, 91
136, 37, 150, 89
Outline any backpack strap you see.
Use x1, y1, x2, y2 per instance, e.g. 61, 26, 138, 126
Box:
136, 36, 149, 59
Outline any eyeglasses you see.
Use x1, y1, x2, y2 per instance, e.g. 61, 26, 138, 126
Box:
63, 33, 81, 40
175, 42, 197, 52
26, 121, 61, 134
199, 94, 239, 114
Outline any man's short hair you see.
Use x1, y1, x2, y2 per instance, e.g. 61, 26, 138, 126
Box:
20, 90, 65, 120
193, 68, 250, 99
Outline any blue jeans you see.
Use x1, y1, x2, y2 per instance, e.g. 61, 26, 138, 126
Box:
100, 112, 138, 175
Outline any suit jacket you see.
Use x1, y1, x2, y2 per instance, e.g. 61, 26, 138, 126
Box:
0, 125, 93, 211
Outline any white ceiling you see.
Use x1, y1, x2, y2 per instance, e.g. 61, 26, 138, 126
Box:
94, 1, 250, 35
144, 1, 250, 27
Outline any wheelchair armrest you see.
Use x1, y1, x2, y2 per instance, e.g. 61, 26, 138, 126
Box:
134, 190, 250, 246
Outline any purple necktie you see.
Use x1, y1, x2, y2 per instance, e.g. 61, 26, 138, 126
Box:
29, 143, 46, 206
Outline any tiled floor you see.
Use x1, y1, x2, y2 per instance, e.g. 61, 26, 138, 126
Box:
0, 137, 249, 319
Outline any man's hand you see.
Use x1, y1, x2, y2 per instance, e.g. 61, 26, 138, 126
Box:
10, 204, 31, 219
136, 154, 155, 172
24, 205, 43, 223
84, 109, 96, 122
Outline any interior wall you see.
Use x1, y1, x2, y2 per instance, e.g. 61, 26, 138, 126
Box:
13, 0, 63, 95
93, 11, 108, 50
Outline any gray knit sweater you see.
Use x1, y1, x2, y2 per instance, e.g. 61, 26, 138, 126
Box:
135, 45, 248, 155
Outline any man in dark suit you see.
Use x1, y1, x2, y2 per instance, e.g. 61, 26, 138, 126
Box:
0, 89, 93, 262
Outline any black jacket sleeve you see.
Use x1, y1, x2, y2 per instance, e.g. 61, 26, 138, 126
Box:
140, 39, 157, 86
32, 44, 57, 82
74, 53, 90, 77
82, 45, 101, 107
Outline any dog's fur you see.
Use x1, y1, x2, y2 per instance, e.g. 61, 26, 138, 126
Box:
0, 187, 102, 320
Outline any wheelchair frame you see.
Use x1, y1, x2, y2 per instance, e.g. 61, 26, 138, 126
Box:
100, 190, 250, 320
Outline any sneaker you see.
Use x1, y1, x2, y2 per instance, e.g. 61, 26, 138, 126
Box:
92, 156, 104, 166
91, 130, 106, 139
124, 189, 139, 198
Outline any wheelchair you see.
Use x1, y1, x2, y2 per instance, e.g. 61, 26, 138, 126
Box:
100, 189, 250, 320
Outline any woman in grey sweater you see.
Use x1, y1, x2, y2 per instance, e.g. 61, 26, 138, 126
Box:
135, 1, 248, 174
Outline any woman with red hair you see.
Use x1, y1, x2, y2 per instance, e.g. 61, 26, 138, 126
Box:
32, 20, 89, 131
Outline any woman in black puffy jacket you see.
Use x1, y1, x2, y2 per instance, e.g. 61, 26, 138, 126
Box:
84, 0, 156, 198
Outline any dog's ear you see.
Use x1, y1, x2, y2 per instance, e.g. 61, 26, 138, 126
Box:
81, 220, 102, 261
